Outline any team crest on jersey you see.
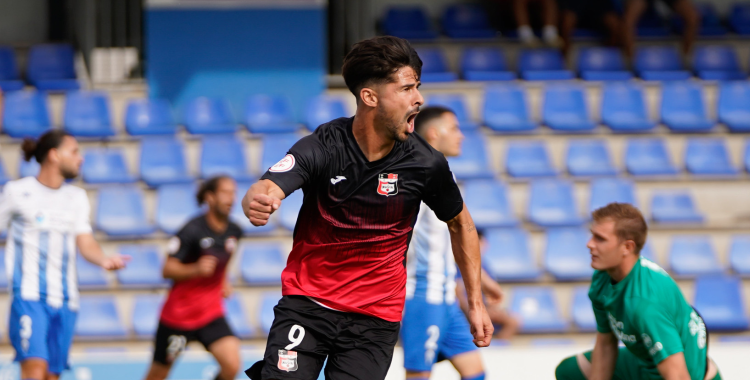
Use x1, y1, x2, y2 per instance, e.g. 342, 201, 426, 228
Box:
377, 173, 399, 196
225, 237, 237, 253
270, 154, 295, 173
277, 350, 298, 372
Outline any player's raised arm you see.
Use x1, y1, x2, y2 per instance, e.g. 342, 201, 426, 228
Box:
242, 179, 286, 226
589, 331, 619, 380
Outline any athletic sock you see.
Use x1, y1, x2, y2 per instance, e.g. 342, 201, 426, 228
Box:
518, 25, 536, 44
554, 355, 587, 380
542, 25, 559, 44
462, 373, 485, 380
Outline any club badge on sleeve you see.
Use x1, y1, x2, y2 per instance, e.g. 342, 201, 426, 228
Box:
377, 173, 399, 196
277, 350, 298, 372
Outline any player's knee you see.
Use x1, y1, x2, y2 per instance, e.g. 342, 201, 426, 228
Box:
554, 355, 586, 380
218, 358, 240, 379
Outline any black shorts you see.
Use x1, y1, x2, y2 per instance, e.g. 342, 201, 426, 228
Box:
153, 316, 234, 365
245, 296, 400, 380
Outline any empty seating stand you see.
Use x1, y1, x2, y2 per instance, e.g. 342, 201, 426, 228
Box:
669, 236, 723, 277
442, 4, 495, 39
0, 160, 8, 185
566, 139, 617, 177
260, 292, 283, 335
156, 184, 200, 234
140, 137, 193, 188
661, 82, 715, 132
589, 178, 636, 213
201, 136, 253, 181
0, 46, 23, 91
483, 228, 540, 282
125, 98, 177, 135
685, 138, 738, 176
577, 47, 632, 81
305, 95, 348, 131
635, 46, 691, 81
518, 49, 574, 81
183, 97, 237, 134
542, 85, 596, 132
64, 92, 116, 137
506, 141, 557, 178
261, 133, 302, 174
27, 44, 80, 91
483, 85, 536, 132
651, 191, 704, 224
544, 228, 593, 281
692, 46, 746, 80
511, 286, 567, 333
2, 90, 52, 138
461, 47, 515, 81
116, 245, 169, 288
75, 296, 127, 339
280, 190, 303, 232
625, 138, 679, 177
446, 130, 494, 180
76, 255, 109, 289
81, 149, 136, 184
730, 235, 750, 276
730, 4, 750, 35
426, 93, 478, 130
416, 48, 457, 82
96, 185, 156, 238
241, 243, 285, 285
132, 294, 164, 338
245, 94, 299, 134
572, 286, 597, 332
232, 181, 276, 235
19, 157, 40, 178
462, 179, 518, 228
718, 82, 750, 132
224, 296, 256, 339
382, 6, 438, 40
694, 275, 749, 331
601, 83, 656, 133
529, 180, 583, 227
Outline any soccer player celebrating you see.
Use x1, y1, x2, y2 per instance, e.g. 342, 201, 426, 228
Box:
243, 36, 492, 380
143, 176, 242, 380
0, 130, 128, 380
555, 203, 721, 380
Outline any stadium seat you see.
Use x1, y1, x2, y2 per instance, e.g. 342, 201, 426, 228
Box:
446, 130, 494, 180
76, 255, 109, 289
634, 46, 691, 81
96, 186, 156, 238
729, 235, 750, 276
651, 191, 704, 224
416, 48, 457, 82
224, 296, 255, 339
542, 85, 596, 131
625, 138, 679, 176
510, 286, 568, 333
442, 4, 496, 39
260, 292, 282, 335
694, 275, 749, 331
483, 85, 536, 132
183, 97, 237, 134
63, 91, 116, 137
669, 236, 723, 277
132, 294, 164, 339
506, 141, 557, 178
75, 296, 127, 339
572, 286, 596, 332
462, 179, 518, 228
692, 46, 745, 80
244, 94, 299, 134
460, 47, 515, 81
0, 46, 23, 91
156, 184, 200, 234
124, 98, 177, 135
589, 178, 636, 213
2, 90, 52, 138
529, 180, 583, 227
746, 140, 750, 173
81, 149, 136, 184
718, 81, 750, 132
305, 95, 349, 131
261, 133, 302, 174
577, 47, 632, 81
673, 3, 728, 36
483, 228, 540, 282
241, 243, 285, 285
382, 6, 438, 40
0, 248, 7, 290
0, 161, 8, 185
545, 228, 593, 281
140, 137, 193, 188
518, 49, 574, 81
280, 190, 303, 231
601, 82, 656, 132
231, 181, 276, 235
685, 138, 738, 176
26, 44, 80, 91
641, 242, 659, 264
661, 82, 715, 132
116, 245, 169, 288
566, 139, 617, 177
200, 135, 253, 181
426, 93, 479, 130
730, 4, 750, 35
19, 157, 40, 178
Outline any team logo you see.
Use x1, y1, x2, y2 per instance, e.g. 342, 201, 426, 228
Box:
167, 237, 181, 254
277, 350, 298, 372
200, 237, 215, 249
270, 154, 295, 173
225, 237, 238, 253
377, 173, 399, 196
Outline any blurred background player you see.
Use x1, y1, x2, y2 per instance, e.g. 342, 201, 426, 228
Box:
143, 176, 242, 380
487, 0, 560, 46
623, 0, 700, 57
0, 130, 129, 380
557, 0, 623, 56
555, 203, 720, 380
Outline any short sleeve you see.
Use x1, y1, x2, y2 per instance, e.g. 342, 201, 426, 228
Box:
591, 297, 611, 334
0, 184, 16, 232
168, 225, 195, 262
421, 154, 463, 222
632, 301, 684, 364
73, 190, 93, 235
589, 271, 612, 333
260, 134, 327, 197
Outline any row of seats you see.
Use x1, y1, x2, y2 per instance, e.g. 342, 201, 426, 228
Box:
419, 46, 749, 82
0, 44, 78, 92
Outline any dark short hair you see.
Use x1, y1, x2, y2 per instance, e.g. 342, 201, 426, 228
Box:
21, 130, 73, 163
414, 106, 454, 136
197, 176, 233, 206
592, 203, 648, 254
341, 36, 422, 100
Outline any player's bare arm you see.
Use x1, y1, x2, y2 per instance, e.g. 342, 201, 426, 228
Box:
242, 179, 286, 226
588, 332, 618, 380
162, 255, 218, 281
76, 233, 129, 270
656, 353, 691, 380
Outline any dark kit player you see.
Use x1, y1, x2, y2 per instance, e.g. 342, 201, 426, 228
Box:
143, 176, 243, 380
242, 36, 493, 380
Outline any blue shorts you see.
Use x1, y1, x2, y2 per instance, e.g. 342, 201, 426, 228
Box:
401, 295, 477, 372
8, 298, 78, 374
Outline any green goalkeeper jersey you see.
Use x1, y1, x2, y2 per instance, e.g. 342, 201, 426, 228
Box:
589, 256, 707, 380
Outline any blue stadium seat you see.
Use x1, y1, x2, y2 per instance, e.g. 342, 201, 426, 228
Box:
641, 243, 659, 264
729, 235, 750, 276
506, 141, 557, 178
261, 133, 301, 174
156, 184, 200, 235
462, 179, 518, 228
280, 190, 303, 232
589, 178, 636, 213
132, 294, 164, 339
75, 296, 127, 339
244, 94, 299, 134
124, 98, 177, 135
483, 85, 536, 132
518, 49, 574, 80
673, 3, 728, 36
566, 139, 617, 177
183, 97, 237, 134
694, 275, 749, 331
27, 44, 80, 91
718, 81, 750, 132
661, 82, 714, 132
224, 296, 256, 339
305, 95, 349, 131
545, 228, 592, 281
510, 286, 568, 333
116, 245, 169, 288
730, 4, 750, 35
260, 292, 282, 335
692, 46, 745, 80
635, 46, 691, 81
746, 140, 750, 173
2, 90, 52, 138
140, 137, 193, 188
231, 181, 276, 235
542, 85, 595, 131
601, 83, 656, 133
572, 286, 596, 332
483, 228, 540, 282
625, 138, 679, 176
96, 186, 156, 238
81, 149, 136, 184
64, 91, 116, 137
241, 243, 285, 285
685, 138, 738, 176
0, 46, 23, 91
76, 255, 109, 289
669, 236, 723, 277
382, 6, 438, 40
651, 191, 704, 224
446, 130, 494, 180
442, 4, 495, 39
19, 157, 40, 178
426, 93, 479, 130
0, 159, 8, 185
200, 135, 252, 181
529, 180, 583, 227
416, 48, 457, 82
577, 47, 632, 81
461, 47, 515, 81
